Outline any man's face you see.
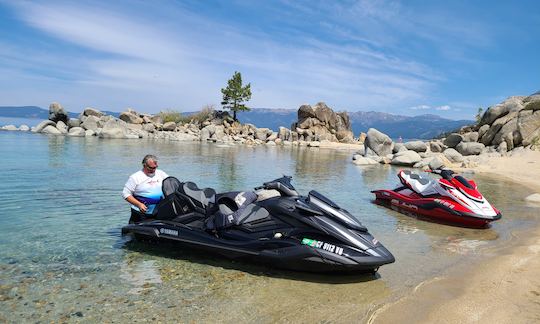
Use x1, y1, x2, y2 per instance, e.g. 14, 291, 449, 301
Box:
143, 160, 158, 175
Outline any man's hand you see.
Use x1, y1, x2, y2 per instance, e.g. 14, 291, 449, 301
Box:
138, 202, 148, 213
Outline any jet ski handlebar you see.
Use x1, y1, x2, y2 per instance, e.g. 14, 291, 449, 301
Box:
428, 168, 455, 180
254, 176, 299, 197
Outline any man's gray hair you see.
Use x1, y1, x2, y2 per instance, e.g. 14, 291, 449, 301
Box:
142, 154, 158, 165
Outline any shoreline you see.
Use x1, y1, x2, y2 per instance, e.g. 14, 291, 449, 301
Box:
370, 150, 540, 323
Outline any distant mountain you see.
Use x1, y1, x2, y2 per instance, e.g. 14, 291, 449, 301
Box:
0, 106, 120, 119
1, 106, 472, 139
0, 106, 50, 119
237, 108, 297, 130
236, 109, 472, 139
347, 111, 473, 139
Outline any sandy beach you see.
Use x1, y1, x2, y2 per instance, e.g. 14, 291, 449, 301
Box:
371, 150, 540, 323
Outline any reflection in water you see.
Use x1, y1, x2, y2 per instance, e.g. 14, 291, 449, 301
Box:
357, 164, 394, 187
293, 147, 349, 180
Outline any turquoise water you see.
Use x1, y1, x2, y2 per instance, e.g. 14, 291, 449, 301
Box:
0, 132, 538, 322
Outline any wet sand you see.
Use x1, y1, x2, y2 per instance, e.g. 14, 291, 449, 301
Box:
371, 150, 540, 324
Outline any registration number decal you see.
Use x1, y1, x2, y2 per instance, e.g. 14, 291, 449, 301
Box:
301, 238, 343, 256
160, 228, 179, 236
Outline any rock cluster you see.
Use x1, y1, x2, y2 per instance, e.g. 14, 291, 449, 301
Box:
352, 91, 540, 168
476, 93, 540, 151
291, 102, 354, 143
2, 102, 360, 147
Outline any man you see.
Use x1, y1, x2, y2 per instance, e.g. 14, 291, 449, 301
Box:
123, 154, 169, 222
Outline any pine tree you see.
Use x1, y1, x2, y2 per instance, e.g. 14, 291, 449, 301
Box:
475, 107, 484, 123
221, 71, 252, 121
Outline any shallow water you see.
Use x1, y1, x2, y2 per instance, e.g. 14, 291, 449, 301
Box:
0, 132, 538, 322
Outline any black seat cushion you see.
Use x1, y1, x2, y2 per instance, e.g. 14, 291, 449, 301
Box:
181, 182, 216, 209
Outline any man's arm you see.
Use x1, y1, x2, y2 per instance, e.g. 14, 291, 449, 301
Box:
125, 195, 148, 213
122, 175, 148, 213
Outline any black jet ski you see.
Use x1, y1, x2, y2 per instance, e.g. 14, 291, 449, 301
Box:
121, 176, 395, 274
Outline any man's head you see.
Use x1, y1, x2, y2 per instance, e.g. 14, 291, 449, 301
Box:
142, 154, 158, 176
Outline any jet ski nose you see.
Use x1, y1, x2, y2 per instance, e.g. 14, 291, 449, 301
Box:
366, 245, 395, 264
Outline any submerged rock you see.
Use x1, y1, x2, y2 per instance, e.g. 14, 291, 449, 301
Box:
525, 193, 540, 204
352, 156, 379, 165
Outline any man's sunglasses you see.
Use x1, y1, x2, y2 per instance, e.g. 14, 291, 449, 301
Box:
145, 164, 158, 170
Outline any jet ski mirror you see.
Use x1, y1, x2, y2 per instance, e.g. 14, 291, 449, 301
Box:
430, 168, 455, 181
258, 176, 299, 197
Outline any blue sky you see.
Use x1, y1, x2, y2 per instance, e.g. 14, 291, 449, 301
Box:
0, 0, 538, 119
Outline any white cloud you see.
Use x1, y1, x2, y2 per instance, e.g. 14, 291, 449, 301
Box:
436, 105, 451, 111
410, 105, 431, 110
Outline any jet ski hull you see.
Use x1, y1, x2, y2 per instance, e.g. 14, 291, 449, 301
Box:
122, 220, 395, 273
372, 189, 501, 228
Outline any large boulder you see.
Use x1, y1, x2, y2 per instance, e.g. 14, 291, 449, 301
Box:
278, 127, 290, 141
393, 143, 406, 153
455, 142, 485, 156
364, 128, 394, 156
200, 124, 216, 141
33, 120, 56, 133
48, 102, 69, 123
479, 96, 524, 126
462, 132, 479, 142
119, 110, 144, 124
404, 141, 427, 152
67, 127, 86, 137
82, 107, 104, 118
443, 148, 464, 163
81, 115, 100, 132
429, 141, 445, 153
480, 111, 519, 145
56, 120, 68, 134
67, 118, 81, 128
478, 124, 490, 139
443, 133, 463, 148
390, 150, 422, 166
492, 118, 520, 149
162, 121, 177, 131
255, 128, 272, 141
298, 104, 316, 120
99, 119, 128, 139
41, 125, 62, 135
214, 125, 226, 141
518, 110, 540, 146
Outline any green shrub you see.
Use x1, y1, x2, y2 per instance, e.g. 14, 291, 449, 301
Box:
158, 105, 215, 125
159, 109, 183, 124
524, 100, 540, 111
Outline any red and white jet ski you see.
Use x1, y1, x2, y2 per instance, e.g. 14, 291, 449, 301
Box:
372, 169, 502, 228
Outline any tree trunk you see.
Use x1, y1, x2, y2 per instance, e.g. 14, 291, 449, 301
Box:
233, 110, 237, 121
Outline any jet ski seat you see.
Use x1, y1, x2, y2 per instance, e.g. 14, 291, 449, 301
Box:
180, 182, 216, 211
206, 191, 269, 230
398, 170, 439, 196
